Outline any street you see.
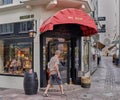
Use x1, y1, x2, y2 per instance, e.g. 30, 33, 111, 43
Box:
0, 56, 120, 100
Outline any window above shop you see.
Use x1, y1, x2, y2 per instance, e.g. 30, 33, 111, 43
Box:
2, 0, 13, 5
0, 21, 33, 35
19, 21, 33, 33
0, 23, 13, 34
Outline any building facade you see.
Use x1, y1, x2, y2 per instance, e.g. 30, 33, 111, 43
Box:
116, 0, 120, 63
0, 0, 97, 89
98, 0, 119, 56
89, 0, 99, 74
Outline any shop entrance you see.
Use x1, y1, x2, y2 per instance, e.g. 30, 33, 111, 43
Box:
40, 24, 83, 87
40, 33, 82, 87
39, 9, 98, 88
47, 39, 70, 84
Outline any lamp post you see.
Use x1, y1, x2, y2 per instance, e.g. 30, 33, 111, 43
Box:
118, 0, 120, 65
28, 30, 37, 71
118, 34, 120, 66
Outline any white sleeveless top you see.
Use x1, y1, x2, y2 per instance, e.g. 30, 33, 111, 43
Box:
48, 55, 59, 74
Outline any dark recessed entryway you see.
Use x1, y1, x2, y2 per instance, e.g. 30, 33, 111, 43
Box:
40, 24, 82, 87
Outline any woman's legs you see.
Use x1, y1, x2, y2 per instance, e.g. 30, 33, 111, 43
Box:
44, 84, 51, 94
44, 74, 65, 96
59, 85, 64, 94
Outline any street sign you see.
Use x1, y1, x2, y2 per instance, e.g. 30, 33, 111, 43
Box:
98, 29, 106, 33
98, 17, 106, 21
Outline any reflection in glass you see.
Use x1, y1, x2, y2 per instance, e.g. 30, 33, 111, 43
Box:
0, 39, 32, 75
83, 41, 89, 73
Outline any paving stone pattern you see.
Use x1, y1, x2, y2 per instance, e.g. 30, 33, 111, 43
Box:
0, 57, 120, 100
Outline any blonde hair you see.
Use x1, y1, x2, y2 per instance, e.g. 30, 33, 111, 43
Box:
55, 50, 61, 55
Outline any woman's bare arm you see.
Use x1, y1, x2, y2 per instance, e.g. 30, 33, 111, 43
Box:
54, 63, 61, 78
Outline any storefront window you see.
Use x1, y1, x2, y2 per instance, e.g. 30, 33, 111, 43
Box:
0, 39, 32, 75
83, 40, 89, 73
3, 0, 13, 5
0, 23, 13, 33
19, 21, 33, 33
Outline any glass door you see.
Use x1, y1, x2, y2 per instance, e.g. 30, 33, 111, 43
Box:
40, 36, 82, 87
47, 38, 70, 84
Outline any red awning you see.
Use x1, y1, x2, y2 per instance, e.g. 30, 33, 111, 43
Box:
40, 8, 98, 36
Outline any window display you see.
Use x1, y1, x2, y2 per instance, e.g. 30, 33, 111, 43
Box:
0, 39, 32, 75
83, 40, 89, 73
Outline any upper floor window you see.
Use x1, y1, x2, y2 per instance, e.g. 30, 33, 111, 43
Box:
3, 0, 13, 5
19, 21, 33, 33
0, 23, 14, 34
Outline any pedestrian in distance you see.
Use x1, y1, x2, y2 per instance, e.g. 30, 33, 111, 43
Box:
43, 50, 66, 97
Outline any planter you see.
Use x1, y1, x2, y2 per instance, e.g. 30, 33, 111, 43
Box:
81, 76, 91, 88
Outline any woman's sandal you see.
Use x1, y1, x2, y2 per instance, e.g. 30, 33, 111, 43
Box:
61, 93, 67, 96
43, 93, 48, 97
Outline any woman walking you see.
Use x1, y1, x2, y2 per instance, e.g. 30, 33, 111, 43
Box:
43, 50, 66, 97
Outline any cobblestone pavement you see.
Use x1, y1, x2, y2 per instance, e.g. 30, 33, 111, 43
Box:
0, 56, 120, 100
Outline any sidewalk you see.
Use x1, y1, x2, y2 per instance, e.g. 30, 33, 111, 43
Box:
0, 56, 120, 100
0, 85, 82, 100
0, 83, 101, 100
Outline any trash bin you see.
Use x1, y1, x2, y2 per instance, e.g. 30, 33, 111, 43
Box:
24, 72, 38, 95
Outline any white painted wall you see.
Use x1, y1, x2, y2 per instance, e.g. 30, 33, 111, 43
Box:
13, 0, 21, 4
98, 0, 117, 55
0, 76, 23, 89
0, 6, 42, 89
0, 8, 33, 24
99, 0, 115, 32
98, 0, 116, 41
116, 0, 119, 56
0, 1, 93, 89
0, 4, 70, 89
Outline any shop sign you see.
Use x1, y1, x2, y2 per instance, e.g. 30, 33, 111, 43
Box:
68, 16, 83, 20
98, 29, 106, 33
98, 17, 106, 21
20, 14, 34, 20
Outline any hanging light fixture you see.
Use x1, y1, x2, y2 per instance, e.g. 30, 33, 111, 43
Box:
28, 29, 37, 38
81, 4, 85, 9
